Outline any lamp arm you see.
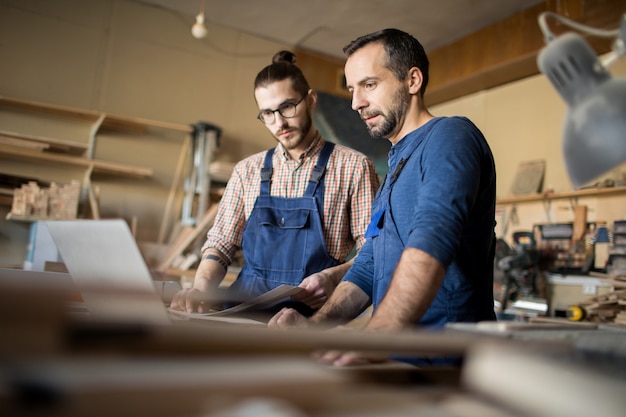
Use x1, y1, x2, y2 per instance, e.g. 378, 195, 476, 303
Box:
538, 12, 621, 43
539, 12, 626, 68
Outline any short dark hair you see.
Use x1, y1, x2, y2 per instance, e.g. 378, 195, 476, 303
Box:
343, 28, 429, 97
254, 50, 310, 96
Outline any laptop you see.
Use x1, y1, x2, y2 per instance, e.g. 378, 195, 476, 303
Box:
44, 219, 172, 325
43, 219, 300, 326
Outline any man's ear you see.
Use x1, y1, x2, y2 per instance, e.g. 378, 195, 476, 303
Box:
407, 67, 423, 95
307, 88, 318, 109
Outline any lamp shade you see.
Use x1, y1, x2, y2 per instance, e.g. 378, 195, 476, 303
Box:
538, 33, 626, 188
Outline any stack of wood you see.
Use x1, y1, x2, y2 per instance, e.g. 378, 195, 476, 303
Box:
575, 274, 626, 326
9, 180, 80, 220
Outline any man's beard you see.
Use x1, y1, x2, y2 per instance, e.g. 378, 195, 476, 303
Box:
364, 87, 409, 139
277, 115, 313, 150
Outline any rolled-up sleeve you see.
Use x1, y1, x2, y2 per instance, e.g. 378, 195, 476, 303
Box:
405, 118, 484, 267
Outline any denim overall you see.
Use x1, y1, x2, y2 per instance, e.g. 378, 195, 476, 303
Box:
227, 142, 339, 315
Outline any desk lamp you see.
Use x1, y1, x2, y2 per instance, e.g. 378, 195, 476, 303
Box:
537, 12, 626, 188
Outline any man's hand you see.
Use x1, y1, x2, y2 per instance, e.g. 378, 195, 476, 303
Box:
312, 325, 389, 366
292, 271, 336, 309
267, 307, 309, 329
169, 288, 214, 313
315, 350, 389, 367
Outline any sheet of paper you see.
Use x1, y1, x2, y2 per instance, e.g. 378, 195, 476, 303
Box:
168, 311, 266, 326
169, 284, 304, 318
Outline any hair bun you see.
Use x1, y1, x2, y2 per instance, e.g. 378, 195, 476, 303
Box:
272, 50, 296, 65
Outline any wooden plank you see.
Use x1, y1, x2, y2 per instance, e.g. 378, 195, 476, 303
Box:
86, 114, 105, 159
0, 134, 49, 151
74, 318, 506, 358
158, 135, 190, 244
102, 114, 192, 134
83, 165, 100, 220
155, 204, 219, 273
463, 343, 624, 417
0, 95, 103, 122
0, 96, 192, 134
572, 205, 588, 241
528, 317, 599, 329
496, 185, 626, 205
0, 143, 152, 178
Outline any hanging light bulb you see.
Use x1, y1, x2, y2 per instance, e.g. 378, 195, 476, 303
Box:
191, 0, 207, 39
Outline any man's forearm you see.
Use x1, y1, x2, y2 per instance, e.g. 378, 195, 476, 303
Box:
310, 281, 370, 325
322, 258, 355, 286
193, 249, 230, 293
367, 247, 445, 331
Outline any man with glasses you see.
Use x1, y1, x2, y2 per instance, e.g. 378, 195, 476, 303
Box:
170, 50, 379, 318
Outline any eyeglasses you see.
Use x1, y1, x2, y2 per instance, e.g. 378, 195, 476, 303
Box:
257, 94, 307, 124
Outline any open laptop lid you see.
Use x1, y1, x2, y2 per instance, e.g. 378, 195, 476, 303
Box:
44, 219, 170, 325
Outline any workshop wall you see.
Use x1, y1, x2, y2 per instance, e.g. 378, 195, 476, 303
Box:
431, 58, 626, 198
1, 0, 626, 264
0, 0, 287, 161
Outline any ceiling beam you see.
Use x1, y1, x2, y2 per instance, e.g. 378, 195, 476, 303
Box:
296, 0, 625, 106
426, 0, 624, 105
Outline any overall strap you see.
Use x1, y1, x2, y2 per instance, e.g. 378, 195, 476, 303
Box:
386, 135, 423, 190
376, 155, 408, 199
259, 147, 276, 196
388, 157, 408, 188
304, 142, 335, 197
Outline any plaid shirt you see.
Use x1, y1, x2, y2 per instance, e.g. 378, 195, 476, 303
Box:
203, 132, 379, 263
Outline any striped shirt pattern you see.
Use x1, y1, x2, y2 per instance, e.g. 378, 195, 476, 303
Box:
203, 133, 379, 263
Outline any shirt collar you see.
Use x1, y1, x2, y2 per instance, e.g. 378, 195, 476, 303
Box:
388, 118, 440, 169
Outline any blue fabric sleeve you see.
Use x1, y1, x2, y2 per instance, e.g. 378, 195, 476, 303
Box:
342, 236, 374, 298
406, 118, 485, 267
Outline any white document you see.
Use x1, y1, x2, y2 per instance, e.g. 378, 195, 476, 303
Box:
170, 284, 303, 319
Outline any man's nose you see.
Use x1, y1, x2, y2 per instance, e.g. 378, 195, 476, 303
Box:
273, 112, 289, 126
351, 90, 366, 111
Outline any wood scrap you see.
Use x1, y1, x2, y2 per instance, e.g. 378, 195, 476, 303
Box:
208, 160, 235, 183
615, 311, 626, 325
568, 279, 626, 326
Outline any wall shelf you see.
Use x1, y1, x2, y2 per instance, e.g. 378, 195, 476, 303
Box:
0, 96, 191, 133
0, 143, 152, 179
0, 95, 192, 228
496, 185, 626, 205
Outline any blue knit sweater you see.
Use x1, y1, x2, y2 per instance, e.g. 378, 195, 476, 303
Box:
344, 116, 497, 327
